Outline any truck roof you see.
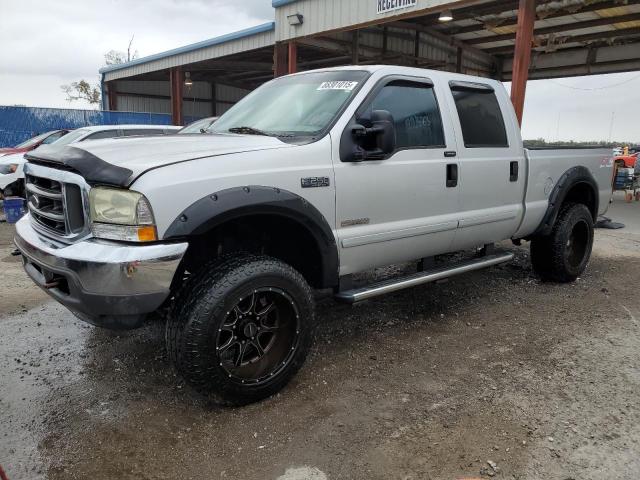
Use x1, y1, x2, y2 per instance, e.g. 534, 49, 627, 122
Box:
287, 65, 503, 88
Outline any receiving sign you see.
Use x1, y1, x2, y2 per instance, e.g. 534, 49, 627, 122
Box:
377, 0, 417, 14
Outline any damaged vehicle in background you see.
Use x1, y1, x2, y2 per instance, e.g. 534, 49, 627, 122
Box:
0, 125, 180, 198
14, 66, 613, 405
0, 129, 70, 158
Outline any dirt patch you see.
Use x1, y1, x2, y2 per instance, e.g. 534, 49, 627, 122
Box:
0, 222, 48, 317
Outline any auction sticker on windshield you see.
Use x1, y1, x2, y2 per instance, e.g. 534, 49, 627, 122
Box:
317, 81, 359, 91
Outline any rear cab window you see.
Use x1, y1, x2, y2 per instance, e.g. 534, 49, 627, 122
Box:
449, 81, 508, 148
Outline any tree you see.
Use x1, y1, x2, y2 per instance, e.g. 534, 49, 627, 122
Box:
61, 35, 138, 108
61, 80, 101, 106
104, 36, 139, 65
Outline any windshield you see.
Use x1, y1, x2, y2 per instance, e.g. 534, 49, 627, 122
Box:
211, 70, 369, 139
50, 129, 90, 146
179, 117, 217, 134
15, 131, 53, 148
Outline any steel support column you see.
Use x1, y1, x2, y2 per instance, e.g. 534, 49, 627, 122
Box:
107, 82, 117, 111
510, 0, 536, 125
170, 67, 183, 126
274, 43, 288, 77
288, 41, 298, 74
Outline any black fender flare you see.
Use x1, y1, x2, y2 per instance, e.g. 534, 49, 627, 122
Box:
533, 166, 599, 237
163, 185, 339, 288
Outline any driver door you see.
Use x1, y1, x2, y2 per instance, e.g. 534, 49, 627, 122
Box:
332, 76, 460, 276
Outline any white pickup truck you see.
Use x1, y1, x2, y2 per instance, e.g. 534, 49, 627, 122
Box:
14, 66, 613, 405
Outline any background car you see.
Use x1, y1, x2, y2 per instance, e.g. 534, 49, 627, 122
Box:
0, 129, 70, 157
178, 116, 218, 134
0, 124, 181, 198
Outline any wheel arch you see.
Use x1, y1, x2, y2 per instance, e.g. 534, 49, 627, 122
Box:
534, 166, 599, 237
163, 186, 339, 289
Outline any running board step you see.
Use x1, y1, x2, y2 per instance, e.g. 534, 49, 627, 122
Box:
334, 252, 514, 304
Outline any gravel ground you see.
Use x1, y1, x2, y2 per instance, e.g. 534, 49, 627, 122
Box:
1, 194, 639, 480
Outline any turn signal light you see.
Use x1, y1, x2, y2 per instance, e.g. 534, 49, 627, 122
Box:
137, 225, 158, 242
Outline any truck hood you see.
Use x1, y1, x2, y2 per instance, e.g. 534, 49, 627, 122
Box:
24, 133, 293, 187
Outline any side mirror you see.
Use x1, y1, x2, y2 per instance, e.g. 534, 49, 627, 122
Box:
351, 110, 396, 161
370, 110, 396, 155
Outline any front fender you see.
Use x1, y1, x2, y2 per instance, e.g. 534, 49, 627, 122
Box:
163, 185, 339, 288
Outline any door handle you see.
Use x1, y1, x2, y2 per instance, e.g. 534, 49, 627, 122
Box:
444, 151, 457, 158
446, 163, 458, 188
510, 161, 519, 182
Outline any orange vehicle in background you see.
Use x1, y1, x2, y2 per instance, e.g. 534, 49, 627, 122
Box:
613, 146, 638, 169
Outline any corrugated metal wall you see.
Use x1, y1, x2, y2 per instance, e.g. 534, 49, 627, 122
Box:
216, 84, 250, 115
103, 27, 275, 81
112, 80, 250, 117
275, 0, 482, 41
327, 24, 493, 76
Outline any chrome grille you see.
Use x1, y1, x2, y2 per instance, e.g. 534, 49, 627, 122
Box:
24, 163, 91, 242
26, 175, 66, 234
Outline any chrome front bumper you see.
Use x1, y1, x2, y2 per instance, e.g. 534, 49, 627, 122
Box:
14, 215, 188, 329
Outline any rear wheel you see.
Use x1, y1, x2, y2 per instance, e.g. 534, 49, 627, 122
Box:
166, 253, 314, 406
530, 202, 594, 282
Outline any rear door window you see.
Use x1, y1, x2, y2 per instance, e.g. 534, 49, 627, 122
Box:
450, 82, 508, 148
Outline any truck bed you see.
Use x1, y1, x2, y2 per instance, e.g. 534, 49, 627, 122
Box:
515, 148, 613, 238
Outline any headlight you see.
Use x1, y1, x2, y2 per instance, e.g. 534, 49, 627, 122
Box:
0, 163, 19, 174
89, 187, 157, 242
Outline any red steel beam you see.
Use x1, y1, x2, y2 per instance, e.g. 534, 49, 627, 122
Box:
107, 82, 117, 111
288, 41, 298, 74
170, 67, 183, 126
510, 0, 536, 125
467, 12, 640, 45
274, 43, 288, 77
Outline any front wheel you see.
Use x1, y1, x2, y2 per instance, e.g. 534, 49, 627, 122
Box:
166, 253, 315, 406
530, 202, 594, 282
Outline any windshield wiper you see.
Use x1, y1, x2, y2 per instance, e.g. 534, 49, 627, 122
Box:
227, 126, 271, 136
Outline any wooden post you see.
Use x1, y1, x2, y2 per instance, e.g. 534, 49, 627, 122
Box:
455, 47, 463, 73
170, 67, 183, 126
510, 0, 536, 125
288, 41, 298, 74
274, 43, 288, 77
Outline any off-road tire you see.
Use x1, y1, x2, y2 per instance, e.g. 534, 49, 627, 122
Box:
530, 202, 594, 282
166, 253, 315, 406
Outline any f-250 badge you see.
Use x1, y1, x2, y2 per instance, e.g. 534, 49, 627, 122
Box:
301, 177, 330, 188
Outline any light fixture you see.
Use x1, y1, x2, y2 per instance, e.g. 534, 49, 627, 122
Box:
287, 13, 304, 26
184, 72, 193, 86
438, 9, 453, 22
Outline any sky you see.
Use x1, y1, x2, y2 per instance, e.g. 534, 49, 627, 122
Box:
0, 0, 638, 143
